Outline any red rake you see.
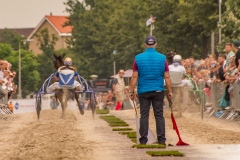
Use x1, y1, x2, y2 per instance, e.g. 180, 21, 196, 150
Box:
169, 100, 189, 146
115, 101, 122, 110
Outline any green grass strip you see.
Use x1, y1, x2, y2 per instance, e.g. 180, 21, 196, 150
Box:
119, 131, 133, 135
99, 115, 115, 119
133, 144, 166, 149
101, 116, 120, 119
96, 109, 110, 114
109, 123, 129, 127
131, 138, 137, 143
99, 115, 130, 127
99, 116, 120, 121
105, 119, 124, 122
112, 128, 133, 131
146, 150, 184, 157
107, 120, 125, 123
127, 132, 136, 138
104, 119, 124, 123
99, 116, 124, 122
109, 122, 128, 125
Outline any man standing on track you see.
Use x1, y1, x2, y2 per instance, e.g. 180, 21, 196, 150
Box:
129, 35, 173, 145
112, 69, 125, 109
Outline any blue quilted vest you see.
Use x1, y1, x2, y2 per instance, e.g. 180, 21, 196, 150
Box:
135, 48, 166, 94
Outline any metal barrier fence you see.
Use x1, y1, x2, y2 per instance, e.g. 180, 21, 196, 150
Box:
195, 81, 240, 121
231, 82, 240, 111
0, 98, 12, 114
208, 82, 225, 111
186, 78, 205, 119
166, 74, 206, 119
168, 75, 240, 121
204, 82, 240, 111
0, 106, 12, 114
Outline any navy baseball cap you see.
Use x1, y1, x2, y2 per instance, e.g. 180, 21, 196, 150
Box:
145, 36, 157, 45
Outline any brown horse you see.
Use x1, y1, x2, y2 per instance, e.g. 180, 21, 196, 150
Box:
53, 53, 84, 118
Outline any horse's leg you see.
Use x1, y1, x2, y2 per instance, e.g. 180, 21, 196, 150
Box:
74, 92, 84, 115
61, 89, 68, 118
36, 95, 41, 120
57, 92, 65, 119
55, 94, 60, 107
57, 93, 64, 118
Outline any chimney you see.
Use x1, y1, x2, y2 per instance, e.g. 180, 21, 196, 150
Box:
50, 12, 52, 16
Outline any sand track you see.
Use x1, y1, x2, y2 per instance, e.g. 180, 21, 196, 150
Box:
1, 107, 240, 160
0, 110, 94, 160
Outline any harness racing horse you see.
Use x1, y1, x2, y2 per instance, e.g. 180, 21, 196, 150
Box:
36, 53, 96, 120
52, 53, 84, 118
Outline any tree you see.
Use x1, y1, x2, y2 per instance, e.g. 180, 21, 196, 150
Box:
147, 0, 219, 58
65, 0, 113, 78
64, 0, 224, 79
35, 28, 59, 86
65, 0, 150, 78
0, 43, 40, 97
220, 0, 240, 50
0, 28, 28, 50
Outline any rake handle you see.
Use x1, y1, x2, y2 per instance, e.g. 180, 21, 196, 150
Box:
132, 99, 138, 116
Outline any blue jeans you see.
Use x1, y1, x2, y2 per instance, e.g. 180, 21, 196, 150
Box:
138, 91, 166, 144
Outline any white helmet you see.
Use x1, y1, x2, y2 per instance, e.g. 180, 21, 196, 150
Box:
173, 55, 182, 62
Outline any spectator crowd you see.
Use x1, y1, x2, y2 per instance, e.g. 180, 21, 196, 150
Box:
0, 59, 17, 107
168, 40, 240, 110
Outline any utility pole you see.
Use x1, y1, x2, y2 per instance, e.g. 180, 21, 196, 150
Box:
18, 41, 22, 99
18, 39, 33, 99
211, 32, 215, 54
219, 0, 222, 44
113, 50, 117, 75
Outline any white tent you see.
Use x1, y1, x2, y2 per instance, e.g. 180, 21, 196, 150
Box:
123, 69, 133, 77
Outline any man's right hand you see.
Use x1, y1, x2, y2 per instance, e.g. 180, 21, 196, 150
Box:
167, 92, 173, 101
129, 93, 135, 100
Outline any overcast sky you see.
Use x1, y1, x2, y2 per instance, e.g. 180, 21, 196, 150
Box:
0, 0, 69, 29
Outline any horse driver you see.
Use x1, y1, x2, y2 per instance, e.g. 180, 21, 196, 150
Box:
46, 57, 84, 93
